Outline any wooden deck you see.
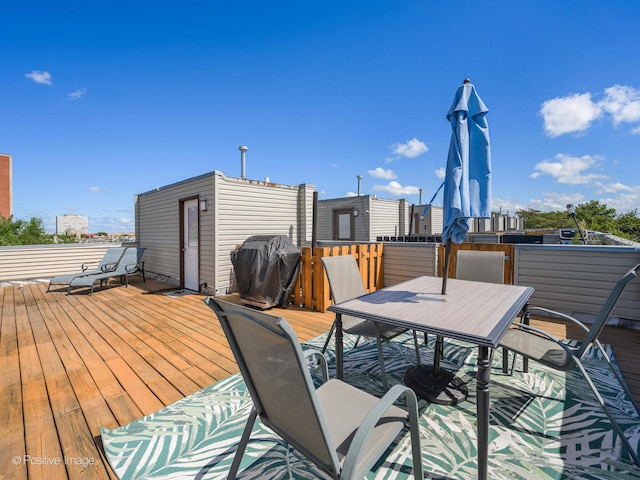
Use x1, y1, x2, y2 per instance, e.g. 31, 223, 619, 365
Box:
1, 278, 639, 479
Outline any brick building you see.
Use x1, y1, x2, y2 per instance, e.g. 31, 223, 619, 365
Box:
0, 153, 11, 219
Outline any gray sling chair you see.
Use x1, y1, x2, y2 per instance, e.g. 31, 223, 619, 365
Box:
497, 263, 640, 466
66, 247, 146, 295
47, 246, 128, 292
205, 297, 424, 479
320, 255, 421, 391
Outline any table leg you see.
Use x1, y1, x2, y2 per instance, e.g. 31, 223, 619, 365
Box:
336, 313, 343, 380
477, 345, 490, 480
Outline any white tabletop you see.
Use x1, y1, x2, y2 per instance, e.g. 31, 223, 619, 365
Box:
328, 275, 534, 347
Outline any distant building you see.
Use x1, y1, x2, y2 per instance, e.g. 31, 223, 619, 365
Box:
56, 214, 89, 237
0, 153, 11, 219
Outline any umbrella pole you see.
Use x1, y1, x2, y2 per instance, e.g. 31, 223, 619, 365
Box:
441, 239, 452, 294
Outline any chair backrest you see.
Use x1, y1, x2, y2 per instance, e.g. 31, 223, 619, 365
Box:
456, 250, 505, 284
113, 247, 142, 273
204, 297, 341, 476
578, 264, 640, 357
98, 247, 127, 270
321, 255, 367, 303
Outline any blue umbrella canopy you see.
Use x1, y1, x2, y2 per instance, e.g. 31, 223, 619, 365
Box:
441, 80, 491, 243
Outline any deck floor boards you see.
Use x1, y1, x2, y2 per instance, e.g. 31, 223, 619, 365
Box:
1, 278, 639, 480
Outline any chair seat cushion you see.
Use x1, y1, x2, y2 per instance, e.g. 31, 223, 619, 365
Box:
501, 329, 576, 371
316, 379, 407, 473
343, 316, 407, 340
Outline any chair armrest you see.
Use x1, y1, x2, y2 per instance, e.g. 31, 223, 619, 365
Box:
341, 384, 421, 479
101, 262, 118, 273
81, 262, 96, 271
124, 263, 139, 274
526, 306, 591, 334
303, 349, 328, 383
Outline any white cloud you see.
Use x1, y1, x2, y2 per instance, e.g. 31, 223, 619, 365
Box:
491, 197, 527, 215
601, 85, 640, 125
25, 70, 53, 85
528, 192, 586, 212
89, 186, 109, 193
390, 138, 428, 158
68, 88, 87, 100
541, 85, 640, 137
540, 93, 602, 138
368, 167, 397, 180
435, 167, 446, 180
372, 181, 420, 196
530, 153, 607, 185
596, 181, 634, 194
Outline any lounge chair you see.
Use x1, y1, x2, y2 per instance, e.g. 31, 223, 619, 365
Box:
205, 297, 424, 479
66, 247, 145, 295
498, 263, 640, 466
320, 255, 420, 390
47, 246, 127, 292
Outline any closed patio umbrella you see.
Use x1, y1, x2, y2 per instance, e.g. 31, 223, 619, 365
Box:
404, 79, 491, 406
441, 79, 491, 294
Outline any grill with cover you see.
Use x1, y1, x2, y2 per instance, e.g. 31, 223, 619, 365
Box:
230, 235, 301, 309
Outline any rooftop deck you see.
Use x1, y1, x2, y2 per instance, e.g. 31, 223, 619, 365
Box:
2, 278, 640, 479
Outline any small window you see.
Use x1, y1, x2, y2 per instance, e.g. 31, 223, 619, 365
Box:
333, 209, 355, 240
187, 205, 198, 247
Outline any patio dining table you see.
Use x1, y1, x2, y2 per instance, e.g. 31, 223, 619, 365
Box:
328, 275, 534, 480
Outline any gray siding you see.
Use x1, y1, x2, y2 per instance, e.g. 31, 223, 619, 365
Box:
214, 174, 314, 294
515, 244, 640, 326
369, 198, 407, 240
383, 243, 438, 286
136, 170, 313, 295
136, 174, 214, 287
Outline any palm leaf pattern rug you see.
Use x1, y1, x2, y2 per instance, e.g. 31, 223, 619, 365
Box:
101, 332, 640, 479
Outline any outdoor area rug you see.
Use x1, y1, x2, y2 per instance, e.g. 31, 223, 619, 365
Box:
101, 332, 640, 479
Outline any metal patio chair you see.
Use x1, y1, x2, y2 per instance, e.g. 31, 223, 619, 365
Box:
455, 249, 505, 284
205, 297, 424, 480
321, 255, 421, 390
498, 263, 640, 466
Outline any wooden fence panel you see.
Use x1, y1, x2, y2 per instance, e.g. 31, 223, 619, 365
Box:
291, 244, 384, 312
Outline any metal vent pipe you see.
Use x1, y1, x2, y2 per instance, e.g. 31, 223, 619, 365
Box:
239, 146, 248, 178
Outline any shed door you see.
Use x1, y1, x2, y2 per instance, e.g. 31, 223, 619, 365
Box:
183, 199, 199, 291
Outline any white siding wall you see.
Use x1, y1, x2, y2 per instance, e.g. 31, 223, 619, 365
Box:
214, 174, 314, 295
136, 174, 215, 287
0, 243, 127, 281
515, 244, 640, 327
369, 198, 406, 240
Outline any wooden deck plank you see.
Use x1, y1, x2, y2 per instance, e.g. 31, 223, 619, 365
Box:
15, 287, 68, 480
0, 286, 28, 480
1, 279, 639, 480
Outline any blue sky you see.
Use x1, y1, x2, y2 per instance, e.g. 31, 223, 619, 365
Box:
2, 1, 640, 233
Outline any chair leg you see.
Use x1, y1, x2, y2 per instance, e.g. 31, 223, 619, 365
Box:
321, 322, 336, 354
227, 408, 258, 479
575, 361, 640, 466
373, 322, 389, 390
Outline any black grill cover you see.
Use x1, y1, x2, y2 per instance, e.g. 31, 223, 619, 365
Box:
231, 235, 301, 309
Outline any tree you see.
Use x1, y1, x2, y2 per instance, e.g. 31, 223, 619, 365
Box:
0, 216, 53, 246
616, 210, 640, 242
575, 200, 617, 234
516, 209, 574, 230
